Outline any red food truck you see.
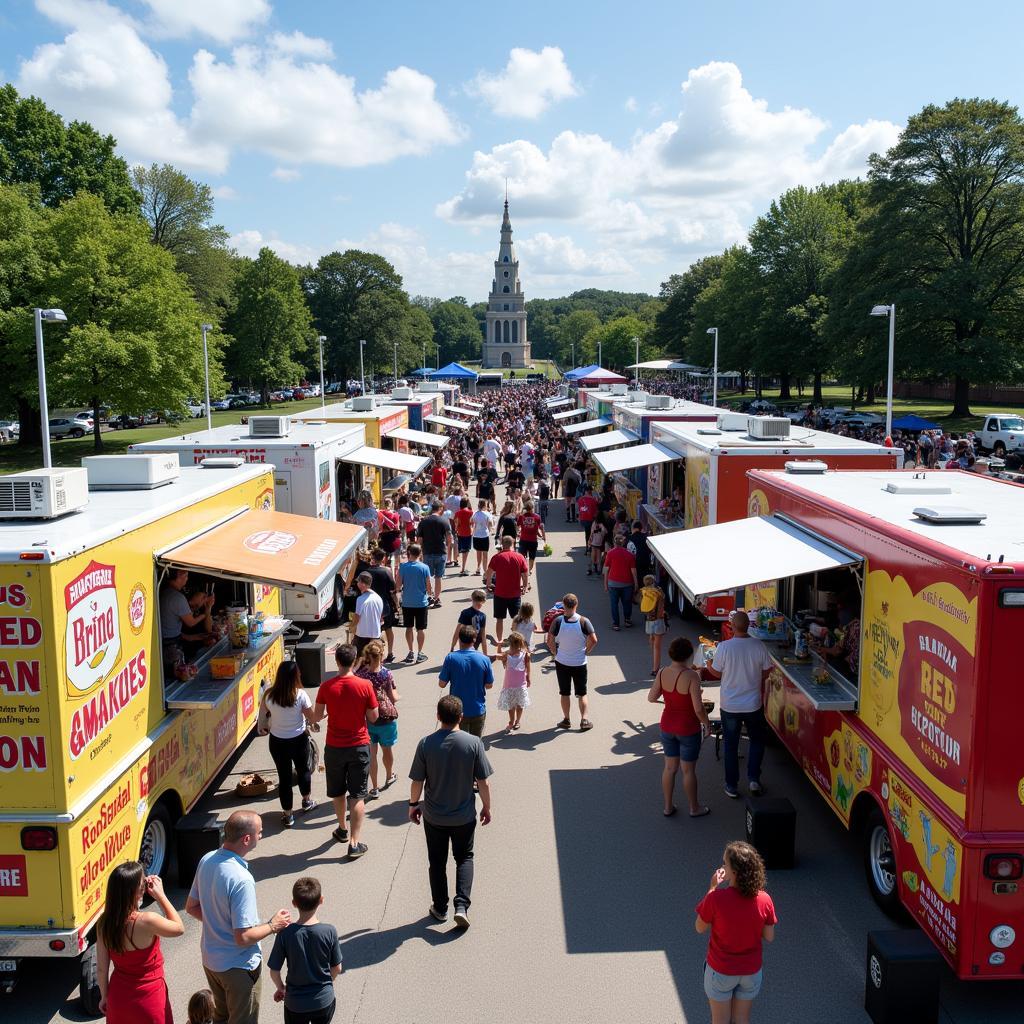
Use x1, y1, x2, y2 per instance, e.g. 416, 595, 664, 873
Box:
648, 465, 1024, 978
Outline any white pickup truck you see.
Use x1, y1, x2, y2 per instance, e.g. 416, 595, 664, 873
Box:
978, 413, 1024, 455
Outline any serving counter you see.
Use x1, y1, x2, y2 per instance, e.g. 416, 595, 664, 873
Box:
765, 640, 857, 711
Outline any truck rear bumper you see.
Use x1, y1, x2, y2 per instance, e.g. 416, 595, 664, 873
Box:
0, 928, 85, 957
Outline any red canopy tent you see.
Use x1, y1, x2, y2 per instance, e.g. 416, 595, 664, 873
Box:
575, 367, 629, 385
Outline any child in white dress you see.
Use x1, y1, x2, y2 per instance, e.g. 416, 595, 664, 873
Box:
495, 632, 531, 731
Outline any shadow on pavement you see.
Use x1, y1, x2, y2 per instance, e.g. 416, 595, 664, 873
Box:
339, 918, 464, 970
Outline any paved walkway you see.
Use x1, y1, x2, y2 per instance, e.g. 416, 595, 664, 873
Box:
15, 496, 1021, 1023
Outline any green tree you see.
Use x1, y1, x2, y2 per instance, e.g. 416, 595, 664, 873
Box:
132, 163, 235, 312
0, 85, 137, 213
431, 300, 484, 365
653, 255, 726, 354
226, 248, 311, 403
853, 99, 1024, 415
582, 315, 655, 373
556, 308, 600, 367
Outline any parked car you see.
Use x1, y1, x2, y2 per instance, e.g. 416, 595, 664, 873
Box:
73, 412, 95, 429
210, 397, 232, 411
0, 419, 20, 441
325, 381, 343, 394
291, 388, 306, 400
185, 399, 206, 417
978, 413, 1024, 455
49, 417, 86, 439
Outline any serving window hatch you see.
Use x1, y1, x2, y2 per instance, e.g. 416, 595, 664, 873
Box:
339, 446, 430, 476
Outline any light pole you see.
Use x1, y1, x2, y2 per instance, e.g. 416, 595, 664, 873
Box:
358, 338, 366, 396
200, 323, 214, 431
632, 335, 640, 387
393, 341, 399, 383
706, 327, 719, 407
435, 345, 440, 370
870, 304, 896, 440
35, 308, 67, 469
317, 335, 327, 408
422, 342, 426, 379
598, 339, 603, 368
571, 342, 576, 370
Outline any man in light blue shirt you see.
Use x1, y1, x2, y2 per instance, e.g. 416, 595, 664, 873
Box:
397, 543, 432, 664
186, 811, 291, 1024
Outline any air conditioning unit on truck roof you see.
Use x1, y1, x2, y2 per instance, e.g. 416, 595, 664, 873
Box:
0, 467, 89, 519
645, 394, 673, 410
747, 415, 791, 440
609, 383, 628, 396
351, 396, 376, 411
249, 415, 291, 437
392, 387, 414, 400
83, 454, 180, 489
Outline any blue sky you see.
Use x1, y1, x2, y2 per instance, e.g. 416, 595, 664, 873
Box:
2, 1, 1023, 298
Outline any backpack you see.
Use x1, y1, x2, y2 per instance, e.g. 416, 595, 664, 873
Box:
542, 602, 564, 632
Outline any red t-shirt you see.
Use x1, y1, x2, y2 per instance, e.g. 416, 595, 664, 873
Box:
317, 673, 378, 748
489, 550, 528, 598
696, 886, 777, 975
455, 507, 474, 537
431, 466, 448, 488
603, 545, 636, 585
577, 495, 598, 522
517, 512, 542, 542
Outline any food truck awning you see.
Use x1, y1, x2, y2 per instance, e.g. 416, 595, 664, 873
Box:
340, 446, 431, 476
546, 398, 573, 409
425, 414, 471, 430
648, 515, 861, 603
580, 429, 640, 453
562, 416, 613, 435
159, 510, 366, 597
459, 398, 484, 409
442, 404, 479, 418
387, 427, 450, 449
592, 442, 675, 474
552, 408, 586, 421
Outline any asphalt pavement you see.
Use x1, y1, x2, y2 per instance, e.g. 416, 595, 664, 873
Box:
10, 492, 1022, 1023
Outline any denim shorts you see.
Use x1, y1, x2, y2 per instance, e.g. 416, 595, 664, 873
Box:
424, 553, 447, 578
368, 720, 398, 747
661, 730, 702, 762
704, 964, 763, 1002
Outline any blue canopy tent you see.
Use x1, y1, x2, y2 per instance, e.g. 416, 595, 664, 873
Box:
431, 362, 479, 380
408, 367, 434, 378
564, 363, 599, 380
891, 414, 941, 432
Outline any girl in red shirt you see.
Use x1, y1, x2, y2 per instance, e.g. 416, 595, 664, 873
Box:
695, 842, 778, 1024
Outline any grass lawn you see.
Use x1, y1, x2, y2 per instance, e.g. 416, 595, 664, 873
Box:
461, 359, 561, 380
718, 384, 1023, 435
0, 398, 332, 475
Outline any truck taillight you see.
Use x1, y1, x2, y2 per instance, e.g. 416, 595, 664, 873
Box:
49, 940, 66, 952
984, 854, 1024, 880
21, 826, 57, 851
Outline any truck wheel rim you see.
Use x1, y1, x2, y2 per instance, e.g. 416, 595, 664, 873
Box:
140, 817, 168, 876
870, 825, 896, 895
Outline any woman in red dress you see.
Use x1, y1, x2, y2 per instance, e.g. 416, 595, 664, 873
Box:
97, 861, 184, 1023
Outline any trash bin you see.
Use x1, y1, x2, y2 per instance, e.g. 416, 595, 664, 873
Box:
865, 929, 942, 1023
175, 811, 222, 889
744, 796, 796, 869
295, 640, 328, 691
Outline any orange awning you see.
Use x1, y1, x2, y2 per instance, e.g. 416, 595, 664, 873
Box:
159, 509, 367, 595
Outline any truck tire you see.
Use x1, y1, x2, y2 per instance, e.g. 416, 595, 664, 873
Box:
863, 806, 902, 917
78, 944, 102, 1017
139, 804, 173, 880
325, 579, 344, 626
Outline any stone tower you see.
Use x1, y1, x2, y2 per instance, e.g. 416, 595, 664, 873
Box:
483, 198, 531, 369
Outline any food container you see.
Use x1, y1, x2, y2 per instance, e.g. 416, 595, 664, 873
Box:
794, 629, 809, 659
227, 606, 249, 649
248, 612, 265, 649
210, 654, 246, 679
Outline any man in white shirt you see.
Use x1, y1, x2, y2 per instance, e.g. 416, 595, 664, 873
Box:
353, 572, 384, 656
483, 436, 502, 472
704, 610, 773, 798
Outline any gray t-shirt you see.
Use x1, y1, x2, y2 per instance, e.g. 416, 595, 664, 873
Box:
160, 586, 192, 640
267, 921, 342, 1012
409, 728, 493, 826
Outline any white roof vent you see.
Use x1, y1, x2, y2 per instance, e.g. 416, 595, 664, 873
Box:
249, 415, 291, 437
351, 396, 376, 411
200, 457, 246, 469
696, 427, 723, 435
609, 383, 628, 396
785, 460, 828, 474
884, 481, 953, 495
716, 412, 749, 432
747, 416, 791, 440
84, 453, 180, 490
0, 467, 89, 519
645, 394, 674, 410
392, 387, 414, 401
418, 382, 441, 392
626, 390, 647, 404
913, 506, 987, 525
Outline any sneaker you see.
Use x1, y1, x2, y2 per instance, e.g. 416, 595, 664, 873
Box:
367, 788, 380, 800
347, 842, 368, 859
332, 826, 349, 844
453, 907, 470, 929
384, 652, 395, 663
748, 781, 765, 796
428, 905, 448, 923
724, 785, 740, 799
579, 719, 594, 731
385, 773, 398, 788
281, 813, 295, 828
416, 652, 428, 663
300, 797, 316, 812
404, 652, 416, 664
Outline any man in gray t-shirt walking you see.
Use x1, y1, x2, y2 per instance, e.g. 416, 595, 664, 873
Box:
409, 695, 493, 929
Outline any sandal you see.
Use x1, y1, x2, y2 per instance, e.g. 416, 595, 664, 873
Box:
579, 719, 594, 731
689, 806, 712, 818
555, 718, 572, 730
663, 806, 677, 818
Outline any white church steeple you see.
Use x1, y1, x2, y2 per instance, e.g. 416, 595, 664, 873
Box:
483, 195, 531, 369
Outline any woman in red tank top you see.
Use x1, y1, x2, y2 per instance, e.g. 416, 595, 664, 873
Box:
648, 636, 712, 818
97, 861, 184, 1024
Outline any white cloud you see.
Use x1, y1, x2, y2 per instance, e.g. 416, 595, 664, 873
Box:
624, 96, 638, 112
441, 61, 900, 265
188, 49, 464, 168
468, 46, 579, 119
268, 30, 334, 60
228, 228, 319, 265
141, 0, 270, 43
271, 166, 300, 181
517, 232, 632, 277
212, 184, 238, 199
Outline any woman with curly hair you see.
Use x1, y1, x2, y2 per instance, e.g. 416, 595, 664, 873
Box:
695, 841, 777, 1024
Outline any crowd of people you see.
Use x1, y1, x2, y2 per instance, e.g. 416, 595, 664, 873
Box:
94, 379, 780, 1024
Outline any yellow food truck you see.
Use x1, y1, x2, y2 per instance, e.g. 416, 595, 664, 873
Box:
0, 456, 366, 1008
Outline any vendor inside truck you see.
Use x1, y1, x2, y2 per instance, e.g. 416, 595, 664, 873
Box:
160, 569, 215, 653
